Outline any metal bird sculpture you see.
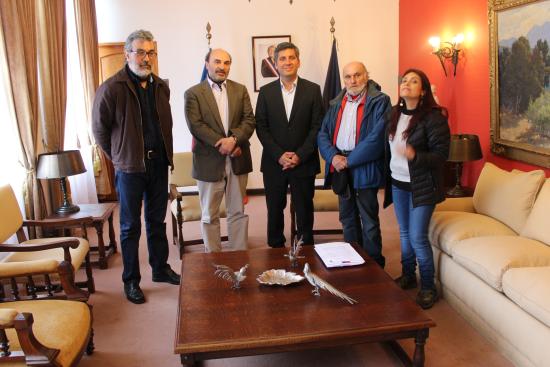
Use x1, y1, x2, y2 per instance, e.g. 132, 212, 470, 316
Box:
284, 237, 305, 268
303, 263, 358, 304
212, 263, 249, 289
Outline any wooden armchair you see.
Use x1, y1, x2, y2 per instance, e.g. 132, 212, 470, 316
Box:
0, 184, 95, 298
291, 155, 342, 244
0, 261, 94, 367
169, 152, 227, 258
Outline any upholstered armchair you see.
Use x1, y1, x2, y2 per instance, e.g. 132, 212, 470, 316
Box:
169, 152, 227, 258
0, 261, 94, 366
0, 184, 95, 298
290, 155, 342, 244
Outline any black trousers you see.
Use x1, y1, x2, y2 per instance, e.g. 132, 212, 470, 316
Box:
115, 158, 170, 283
263, 172, 315, 247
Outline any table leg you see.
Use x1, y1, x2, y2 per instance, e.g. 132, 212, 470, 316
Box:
108, 211, 117, 253
413, 328, 429, 367
94, 221, 108, 269
180, 354, 201, 366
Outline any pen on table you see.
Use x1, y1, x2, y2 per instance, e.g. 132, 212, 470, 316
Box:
341, 261, 351, 264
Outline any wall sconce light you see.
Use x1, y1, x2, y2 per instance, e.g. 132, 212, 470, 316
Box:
429, 34, 464, 77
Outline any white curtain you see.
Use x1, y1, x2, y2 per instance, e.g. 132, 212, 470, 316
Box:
64, 0, 97, 204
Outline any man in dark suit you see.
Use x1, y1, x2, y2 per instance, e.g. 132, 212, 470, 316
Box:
185, 48, 255, 252
256, 42, 324, 248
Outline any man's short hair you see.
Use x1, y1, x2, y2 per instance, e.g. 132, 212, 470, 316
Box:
274, 42, 300, 61
204, 49, 233, 63
124, 30, 154, 52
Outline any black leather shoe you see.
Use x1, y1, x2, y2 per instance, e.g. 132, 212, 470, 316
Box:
395, 274, 418, 290
124, 281, 145, 304
416, 288, 439, 309
152, 267, 180, 285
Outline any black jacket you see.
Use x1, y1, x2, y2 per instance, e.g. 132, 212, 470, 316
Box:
383, 108, 450, 208
92, 67, 174, 173
255, 77, 324, 177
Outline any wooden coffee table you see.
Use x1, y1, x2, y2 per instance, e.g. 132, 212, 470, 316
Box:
174, 246, 435, 366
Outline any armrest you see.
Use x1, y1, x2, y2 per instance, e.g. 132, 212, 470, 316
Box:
0, 239, 80, 252
23, 216, 94, 229
169, 184, 181, 200
0, 309, 18, 327
435, 197, 475, 213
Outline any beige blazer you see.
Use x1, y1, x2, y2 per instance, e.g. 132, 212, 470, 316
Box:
184, 79, 255, 182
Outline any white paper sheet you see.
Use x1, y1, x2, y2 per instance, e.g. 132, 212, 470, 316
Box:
314, 242, 365, 268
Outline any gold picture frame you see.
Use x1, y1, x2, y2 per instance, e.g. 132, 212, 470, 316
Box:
489, 0, 550, 167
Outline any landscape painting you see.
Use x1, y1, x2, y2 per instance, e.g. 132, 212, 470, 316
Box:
489, 0, 550, 167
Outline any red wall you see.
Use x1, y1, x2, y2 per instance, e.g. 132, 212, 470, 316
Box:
399, 0, 550, 187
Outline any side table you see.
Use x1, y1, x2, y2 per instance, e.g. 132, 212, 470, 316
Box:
47, 203, 118, 269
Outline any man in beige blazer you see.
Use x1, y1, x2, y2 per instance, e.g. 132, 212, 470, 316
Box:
184, 48, 255, 252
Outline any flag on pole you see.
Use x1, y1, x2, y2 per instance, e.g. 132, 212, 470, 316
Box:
200, 48, 211, 81
322, 38, 342, 111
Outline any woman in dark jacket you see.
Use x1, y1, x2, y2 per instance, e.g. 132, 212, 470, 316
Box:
383, 69, 450, 309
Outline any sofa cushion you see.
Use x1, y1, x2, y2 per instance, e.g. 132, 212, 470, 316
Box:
0, 300, 91, 367
429, 211, 516, 255
520, 178, 550, 246
502, 267, 550, 329
472, 163, 544, 233
452, 236, 550, 291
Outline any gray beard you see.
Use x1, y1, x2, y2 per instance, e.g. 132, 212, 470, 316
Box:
130, 66, 152, 79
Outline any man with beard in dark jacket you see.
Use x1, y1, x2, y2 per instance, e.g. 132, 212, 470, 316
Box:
92, 29, 180, 304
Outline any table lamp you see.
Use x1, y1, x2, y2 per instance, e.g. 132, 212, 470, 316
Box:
36, 150, 86, 214
447, 134, 483, 197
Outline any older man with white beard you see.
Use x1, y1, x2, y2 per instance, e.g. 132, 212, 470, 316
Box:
317, 61, 391, 268
93, 29, 180, 305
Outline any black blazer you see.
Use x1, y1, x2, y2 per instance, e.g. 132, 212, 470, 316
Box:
255, 78, 324, 177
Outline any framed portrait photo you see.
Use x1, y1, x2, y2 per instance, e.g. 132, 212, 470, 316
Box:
251, 35, 291, 92
489, 0, 550, 167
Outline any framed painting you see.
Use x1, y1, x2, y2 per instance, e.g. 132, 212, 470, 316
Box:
251, 35, 291, 92
489, 0, 550, 167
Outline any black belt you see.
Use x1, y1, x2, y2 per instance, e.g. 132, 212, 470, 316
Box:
339, 150, 352, 157
145, 150, 160, 160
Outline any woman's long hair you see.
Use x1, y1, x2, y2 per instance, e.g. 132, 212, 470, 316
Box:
388, 68, 447, 140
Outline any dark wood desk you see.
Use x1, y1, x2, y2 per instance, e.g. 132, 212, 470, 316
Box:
47, 203, 117, 269
175, 247, 435, 366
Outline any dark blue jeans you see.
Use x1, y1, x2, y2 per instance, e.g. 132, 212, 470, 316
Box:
392, 185, 436, 290
339, 187, 385, 267
115, 159, 169, 284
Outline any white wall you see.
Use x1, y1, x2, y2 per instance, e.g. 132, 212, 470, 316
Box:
95, 0, 399, 188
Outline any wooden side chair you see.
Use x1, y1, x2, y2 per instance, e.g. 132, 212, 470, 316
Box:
0, 261, 94, 366
0, 184, 95, 298
291, 155, 343, 244
169, 152, 227, 258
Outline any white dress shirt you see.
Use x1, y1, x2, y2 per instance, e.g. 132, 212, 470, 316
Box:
207, 76, 229, 134
336, 93, 363, 151
280, 78, 298, 122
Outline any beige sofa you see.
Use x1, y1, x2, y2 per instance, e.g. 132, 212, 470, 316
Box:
429, 163, 550, 367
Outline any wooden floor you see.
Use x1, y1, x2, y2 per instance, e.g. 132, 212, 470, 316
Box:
77, 193, 513, 367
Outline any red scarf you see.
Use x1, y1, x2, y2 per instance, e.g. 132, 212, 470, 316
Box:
329, 92, 367, 172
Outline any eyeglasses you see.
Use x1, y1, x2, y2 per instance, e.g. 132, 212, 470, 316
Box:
130, 49, 157, 58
